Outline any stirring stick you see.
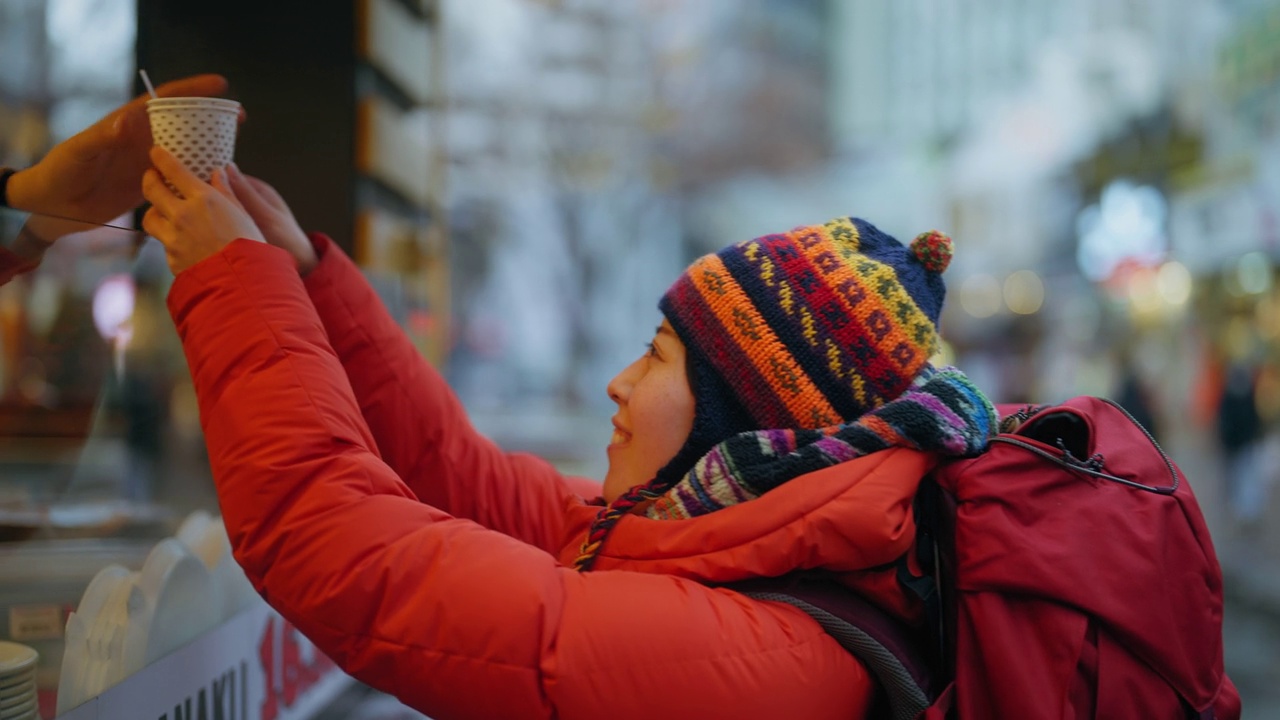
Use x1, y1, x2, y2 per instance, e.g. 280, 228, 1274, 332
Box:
139, 69, 158, 99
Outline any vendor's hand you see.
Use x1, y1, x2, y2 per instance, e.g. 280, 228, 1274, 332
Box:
142, 147, 264, 275
225, 164, 318, 275
6, 74, 235, 224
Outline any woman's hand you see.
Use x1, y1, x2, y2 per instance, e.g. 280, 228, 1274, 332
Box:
142, 147, 264, 275
225, 164, 318, 275
7, 74, 235, 225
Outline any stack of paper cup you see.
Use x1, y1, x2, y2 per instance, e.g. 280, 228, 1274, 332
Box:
0, 642, 38, 720
146, 97, 241, 182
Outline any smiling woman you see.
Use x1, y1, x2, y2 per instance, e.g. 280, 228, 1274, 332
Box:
146, 151, 999, 718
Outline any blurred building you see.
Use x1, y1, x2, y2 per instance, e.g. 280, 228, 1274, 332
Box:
442, 0, 831, 471
446, 0, 669, 422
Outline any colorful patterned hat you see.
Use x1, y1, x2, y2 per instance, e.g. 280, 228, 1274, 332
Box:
572, 217, 959, 571
655, 216, 952, 478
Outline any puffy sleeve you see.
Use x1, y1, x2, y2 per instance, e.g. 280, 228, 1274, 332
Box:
299, 233, 598, 551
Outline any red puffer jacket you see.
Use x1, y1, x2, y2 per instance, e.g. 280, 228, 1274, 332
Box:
167, 236, 937, 720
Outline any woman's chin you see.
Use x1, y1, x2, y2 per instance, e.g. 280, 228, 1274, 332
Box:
601, 468, 630, 504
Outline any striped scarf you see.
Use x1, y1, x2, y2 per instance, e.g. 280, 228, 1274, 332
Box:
645, 364, 996, 520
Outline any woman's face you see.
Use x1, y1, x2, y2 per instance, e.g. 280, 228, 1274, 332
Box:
602, 320, 696, 503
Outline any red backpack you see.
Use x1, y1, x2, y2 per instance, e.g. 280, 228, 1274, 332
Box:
743, 396, 1241, 719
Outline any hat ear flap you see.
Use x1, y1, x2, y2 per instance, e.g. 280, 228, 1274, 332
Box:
652, 348, 759, 485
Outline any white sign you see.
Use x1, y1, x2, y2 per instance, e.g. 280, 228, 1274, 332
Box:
59, 600, 351, 720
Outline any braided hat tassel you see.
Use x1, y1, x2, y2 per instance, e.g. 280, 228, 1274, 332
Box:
574, 480, 670, 571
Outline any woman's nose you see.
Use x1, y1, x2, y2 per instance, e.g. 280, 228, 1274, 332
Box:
607, 358, 642, 404
606, 373, 627, 404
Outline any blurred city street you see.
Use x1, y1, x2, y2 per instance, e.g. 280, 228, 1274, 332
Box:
1221, 514, 1280, 719
1225, 589, 1280, 717
1173, 424, 1280, 717
3, 0, 1280, 717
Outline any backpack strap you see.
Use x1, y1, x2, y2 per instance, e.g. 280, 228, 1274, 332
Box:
903, 475, 953, 677
904, 479, 965, 720
728, 575, 935, 720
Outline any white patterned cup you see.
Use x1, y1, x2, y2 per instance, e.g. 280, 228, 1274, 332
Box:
146, 97, 241, 182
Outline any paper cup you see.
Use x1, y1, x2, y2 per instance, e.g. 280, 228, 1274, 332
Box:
147, 97, 241, 182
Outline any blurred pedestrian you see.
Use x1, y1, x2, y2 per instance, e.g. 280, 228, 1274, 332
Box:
1218, 359, 1265, 525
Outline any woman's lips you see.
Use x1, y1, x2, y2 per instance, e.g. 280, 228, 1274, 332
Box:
609, 422, 631, 447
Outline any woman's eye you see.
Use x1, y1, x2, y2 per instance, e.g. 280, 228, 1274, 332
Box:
645, 341, 658, 358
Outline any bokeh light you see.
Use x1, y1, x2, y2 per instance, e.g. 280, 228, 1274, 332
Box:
959, 274, 1003, 318
1003, 270, 1045, 315
1156, 261, 1193, 306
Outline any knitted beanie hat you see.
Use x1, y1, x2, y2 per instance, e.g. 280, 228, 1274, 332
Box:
651, 216, 953, 482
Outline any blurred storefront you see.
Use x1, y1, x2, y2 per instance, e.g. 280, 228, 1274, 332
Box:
1, 1, 438, 717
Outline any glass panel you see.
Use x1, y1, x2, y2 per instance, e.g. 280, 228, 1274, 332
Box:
0, 208, 211, 540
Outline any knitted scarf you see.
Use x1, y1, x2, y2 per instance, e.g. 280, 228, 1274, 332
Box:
645, 364, 997, 520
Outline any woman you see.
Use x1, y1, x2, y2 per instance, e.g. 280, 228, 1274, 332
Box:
142, 144, 995, 720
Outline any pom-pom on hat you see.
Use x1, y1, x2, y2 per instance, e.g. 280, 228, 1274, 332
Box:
910, 230, 954, 274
